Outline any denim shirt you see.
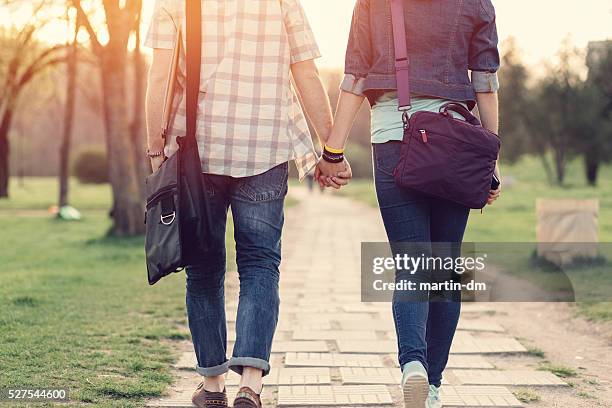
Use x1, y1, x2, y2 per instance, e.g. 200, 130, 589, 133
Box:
341, 0, 500, 109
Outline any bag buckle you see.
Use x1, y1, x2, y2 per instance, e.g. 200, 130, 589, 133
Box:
160, 212, 176, 225
402, 111, 410, 130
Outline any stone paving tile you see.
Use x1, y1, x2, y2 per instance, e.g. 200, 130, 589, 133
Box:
225, 367, 332, 386
450, 335, 527, 354
440, 386, 523, 407
338, 320, 394, 331
457, 320, 506, 333
173, 352, 196, 370
340, 304, 389, 313
446, 355, 496, 369
272, 341, 329, 353
339, 367, 399, 384
336, 340, 396, 354
295, 313, 377, 322
451, 369, 567, 386
461, 304, 499, 313
338, 367, 451, 386
277, 385, 393, 406
284, 352, 386, 368
292, 330, 378, 341
277, 322, 334, 331
385, 354, 495, 369
338, 334, 525, 355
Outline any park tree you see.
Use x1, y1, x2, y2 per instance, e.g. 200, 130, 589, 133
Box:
582, 41, 612, 185
58, 8, 80, 208
524, 40, 585, 185
497, 38, 530, 163
71, 0, 146, 236
0, 2, 66, 198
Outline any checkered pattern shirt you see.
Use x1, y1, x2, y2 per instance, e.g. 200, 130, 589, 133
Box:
145, 0, 321, 179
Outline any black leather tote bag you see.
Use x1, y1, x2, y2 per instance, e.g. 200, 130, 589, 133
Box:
144, 0, 211, 285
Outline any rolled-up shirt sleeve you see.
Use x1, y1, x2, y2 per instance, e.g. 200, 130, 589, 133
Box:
282, 0, 321, 64
340, 0, 372, 96
469, 0, 500, 93
145, 0, 179, 50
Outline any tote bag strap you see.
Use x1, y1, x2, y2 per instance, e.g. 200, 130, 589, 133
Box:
390, 0, 411, 111
186, 0, 202, 144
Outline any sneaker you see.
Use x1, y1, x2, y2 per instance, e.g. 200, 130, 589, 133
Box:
191, 382, 228, 408
427, 385, 442, 408
401, 361, 429, 408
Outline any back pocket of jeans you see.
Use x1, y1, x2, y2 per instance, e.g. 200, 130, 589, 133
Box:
238, 163, 289, 202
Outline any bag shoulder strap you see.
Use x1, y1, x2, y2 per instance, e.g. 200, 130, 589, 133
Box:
390, 0, 411, 110
186, 0, 202, 143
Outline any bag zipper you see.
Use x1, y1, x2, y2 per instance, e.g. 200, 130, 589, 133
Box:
146, 183, 178, 208
419, 129, 428, 143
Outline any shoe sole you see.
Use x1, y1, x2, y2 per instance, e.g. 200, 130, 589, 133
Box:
402, 374, 429, 408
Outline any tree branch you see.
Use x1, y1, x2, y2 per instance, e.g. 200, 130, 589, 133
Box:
70, 0, 103, 55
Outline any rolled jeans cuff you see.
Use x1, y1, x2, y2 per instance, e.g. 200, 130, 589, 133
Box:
196, 360, 230, 377
471, 71, 499, 93
229, 357, 271, 377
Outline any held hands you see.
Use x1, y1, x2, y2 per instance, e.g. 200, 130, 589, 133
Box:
315, 158, 352, 190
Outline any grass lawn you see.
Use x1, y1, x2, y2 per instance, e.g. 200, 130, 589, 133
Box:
339, 155, 612, 321
0, 177, 267, 407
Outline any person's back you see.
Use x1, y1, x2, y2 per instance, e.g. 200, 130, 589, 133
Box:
342, 0, 500, 109
144, 1, 342, 407
146, 0, 325, 179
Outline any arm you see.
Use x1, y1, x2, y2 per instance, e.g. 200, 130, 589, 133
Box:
476, 91, 501, 204
291, 60, 334, 146
316, 90, 365, 187
145, 48, 173, 171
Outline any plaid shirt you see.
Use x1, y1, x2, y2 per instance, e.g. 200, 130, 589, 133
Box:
145, 0, 321, 179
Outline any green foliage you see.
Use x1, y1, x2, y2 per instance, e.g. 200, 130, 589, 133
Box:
513, 388, 541, 403
537, 362, 577, 378
498, 38, 530, 163
73, 148, 109, 184
0, 180, 238, 407
498, 38, 612, 185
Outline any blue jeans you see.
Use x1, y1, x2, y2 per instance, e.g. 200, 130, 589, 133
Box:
185, 163, 288, 377
373, 142, 470, 387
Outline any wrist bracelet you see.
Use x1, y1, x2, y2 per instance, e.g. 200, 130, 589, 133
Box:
146, 149, 165, 158
322, 151, 344, 164
324, 145, 344, 155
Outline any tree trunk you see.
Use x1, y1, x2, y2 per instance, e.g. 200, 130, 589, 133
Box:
130, 19, 148, 197
59, 30, 78, 208
0, 109, 14, 198
100, 45, 145, 236
554, 147, 566, 185
585, 153, 599, 186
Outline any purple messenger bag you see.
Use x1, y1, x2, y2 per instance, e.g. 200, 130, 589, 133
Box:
390, 0, 500, 209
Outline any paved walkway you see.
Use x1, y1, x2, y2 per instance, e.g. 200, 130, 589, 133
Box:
148, 188, 567, 407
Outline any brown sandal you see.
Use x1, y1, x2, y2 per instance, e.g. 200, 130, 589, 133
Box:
191, 382, 228, 408
233, 386, 262, 408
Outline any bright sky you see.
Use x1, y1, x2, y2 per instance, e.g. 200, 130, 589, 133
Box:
3, 0, 612, 70
140, 0, 612, 69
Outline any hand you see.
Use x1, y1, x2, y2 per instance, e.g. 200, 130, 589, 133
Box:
487, 169, 501, 205
150, 155, 166, 172
315, 158, 352, 189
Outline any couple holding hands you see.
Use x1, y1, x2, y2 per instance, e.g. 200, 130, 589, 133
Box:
145, 0, 501, 407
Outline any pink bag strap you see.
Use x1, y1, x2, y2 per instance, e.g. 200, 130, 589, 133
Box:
390, 0, 411, 111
